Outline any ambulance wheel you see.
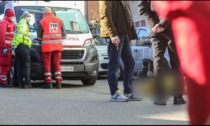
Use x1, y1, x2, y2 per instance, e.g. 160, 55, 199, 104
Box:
147, 71, 154, 78
82, 77, 97, 86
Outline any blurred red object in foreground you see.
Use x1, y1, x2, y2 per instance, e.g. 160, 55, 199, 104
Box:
153, 1, 210, 125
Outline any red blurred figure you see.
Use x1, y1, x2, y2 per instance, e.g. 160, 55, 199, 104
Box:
0, 9, 16, 87
153, 1, 210, 125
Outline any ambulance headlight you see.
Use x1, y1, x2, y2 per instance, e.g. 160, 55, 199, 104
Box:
83, 39, 96, 47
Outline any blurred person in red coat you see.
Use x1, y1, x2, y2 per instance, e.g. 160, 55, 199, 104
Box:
152, 1, 210, 125
0, 9, 16, 88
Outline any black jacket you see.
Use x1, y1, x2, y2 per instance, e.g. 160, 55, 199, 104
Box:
138, 0, 170, 29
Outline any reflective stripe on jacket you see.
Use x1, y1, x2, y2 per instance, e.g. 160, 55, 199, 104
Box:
40, 13, 63, 52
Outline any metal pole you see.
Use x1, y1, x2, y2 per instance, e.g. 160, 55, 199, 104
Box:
86, 0, 89, 23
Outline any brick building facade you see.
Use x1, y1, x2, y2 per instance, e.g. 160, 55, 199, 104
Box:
82, 1, 147, 28
84, 1, 100, 22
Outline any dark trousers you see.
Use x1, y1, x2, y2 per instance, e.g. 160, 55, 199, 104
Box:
151, 29, 183, 98
107, 35, 135, 95
15, 44, 31, 85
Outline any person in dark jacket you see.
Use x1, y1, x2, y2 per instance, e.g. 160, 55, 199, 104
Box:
100, 1, 141, 102
138, 0, 186, 105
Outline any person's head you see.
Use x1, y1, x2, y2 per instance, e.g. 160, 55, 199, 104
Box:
20, 11, 32, 23
5, 9, 15, 22
42, 7, 52, 17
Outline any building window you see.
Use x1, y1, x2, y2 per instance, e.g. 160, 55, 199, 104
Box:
141, 20, 146, 27
135, 22, 140, 27
135, 20, 146, 27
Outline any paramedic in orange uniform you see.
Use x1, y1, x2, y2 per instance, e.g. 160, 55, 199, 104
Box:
37, 7, 66, 89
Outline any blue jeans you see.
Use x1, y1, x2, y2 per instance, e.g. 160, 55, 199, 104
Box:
107, 35, 135, 95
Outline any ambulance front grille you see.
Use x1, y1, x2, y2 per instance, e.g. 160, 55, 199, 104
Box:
61, 49, 85, 60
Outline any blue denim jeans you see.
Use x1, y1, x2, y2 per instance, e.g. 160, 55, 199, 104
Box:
107, 35, 135, 95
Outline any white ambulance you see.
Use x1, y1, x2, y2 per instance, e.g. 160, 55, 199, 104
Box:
0, 1, 99, 86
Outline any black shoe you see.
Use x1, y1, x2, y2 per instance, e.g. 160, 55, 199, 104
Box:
56, 82, 62, 89
154, 99, 167, 106
0, 83, 3, 88
42, 83, 53, 89
23, 84, 29, 89
174, 97, 186, 105
3, 84, 10, 88
19, 84, 23, 88
28, 83, 32, 88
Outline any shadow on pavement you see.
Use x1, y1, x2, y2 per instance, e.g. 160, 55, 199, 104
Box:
135, 118, 188, 125
97, 75, 107, 80
29, 81, 85, 89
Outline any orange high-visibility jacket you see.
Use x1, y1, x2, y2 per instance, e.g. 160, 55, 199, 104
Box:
40, 13, 63, 52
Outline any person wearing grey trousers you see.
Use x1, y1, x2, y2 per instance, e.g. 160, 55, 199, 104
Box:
138, 0, 186, 105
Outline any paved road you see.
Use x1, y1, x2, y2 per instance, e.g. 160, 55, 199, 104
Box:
0, 79, 188, 125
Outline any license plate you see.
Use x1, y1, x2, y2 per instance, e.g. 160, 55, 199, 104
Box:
61, 66, 74, 72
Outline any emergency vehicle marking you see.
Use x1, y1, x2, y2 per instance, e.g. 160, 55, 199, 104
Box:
65, 37, 80, 41
49, 23, 58, 33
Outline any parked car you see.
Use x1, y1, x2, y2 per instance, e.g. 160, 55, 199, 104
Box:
134, 27, 170, 78
94, 37, 109, 76
94, 27, 170, 79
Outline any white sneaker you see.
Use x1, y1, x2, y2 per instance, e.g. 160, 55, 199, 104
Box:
110, 90, 129, 102
124, 93, 142, 101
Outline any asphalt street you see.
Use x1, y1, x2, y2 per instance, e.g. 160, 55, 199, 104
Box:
0, 78, 188, 125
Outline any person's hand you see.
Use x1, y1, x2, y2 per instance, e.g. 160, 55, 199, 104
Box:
12, 50, 15, 56
152, 24, 165, 33
130, 40, 133, 46
2, 48, 8, 55
111, 36, 120, 47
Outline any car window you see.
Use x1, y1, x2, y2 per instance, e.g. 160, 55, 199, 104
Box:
55, 9, 89, 34
0, 2, 5, 21
136, 28, 151, 46
15, 6, 43, 31
95, 37, 108, 45
138, 29, 149, 38
15, 6, 89, 34
136, 29, 140, 36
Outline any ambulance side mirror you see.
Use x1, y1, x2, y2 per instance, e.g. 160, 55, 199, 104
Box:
90, 27, 97, 38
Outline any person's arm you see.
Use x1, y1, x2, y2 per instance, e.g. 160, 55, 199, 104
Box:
153, 1, 194, 30
139, 1, 170, 30
129, 23, 138, 40
159, 19, 170, 29
100, 1, 117, 38
0, 22, 7, 48
138, 1, 159, 27
37, 23, 43, 41
152, 1, 193, 21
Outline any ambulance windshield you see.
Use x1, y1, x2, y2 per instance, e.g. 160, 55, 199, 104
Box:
14, 6, 89, 34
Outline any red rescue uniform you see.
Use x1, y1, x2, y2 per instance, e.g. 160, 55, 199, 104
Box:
0, 17, 16, 85
153, 1, 210, 125
38, 13, 66, 84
